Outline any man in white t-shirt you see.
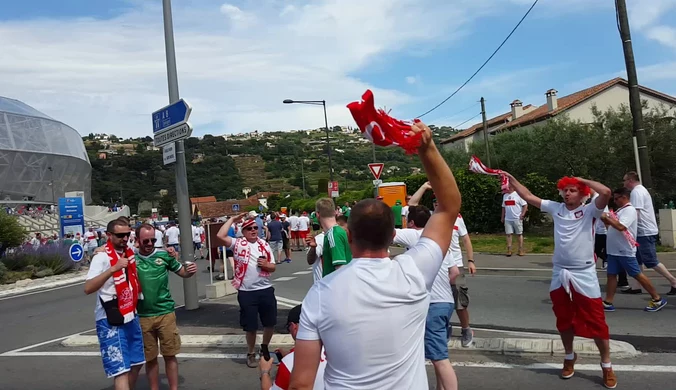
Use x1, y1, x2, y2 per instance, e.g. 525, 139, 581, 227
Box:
623, 171, 676, 295
192, 223, 204, 259
506, 173, 616, 388
401, 194, 412, 227
591, 191, 610, 271
258, 305, 326, 390
501, 186, 528, 257
600, 187, 666, 312
153, 225, 165, 249
217, 214, 277, 369
165, 222, 180, 253
393, 204, 458, 390
84, 227, 99, 259
306, 232, 325, 285
288, 213, 300, 251
298, 212, 311, 250
290, 121, 462, 390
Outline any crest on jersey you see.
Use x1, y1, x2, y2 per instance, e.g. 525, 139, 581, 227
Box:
574, 210, 583, 219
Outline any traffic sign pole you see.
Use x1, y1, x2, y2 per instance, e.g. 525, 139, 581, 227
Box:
368, 163, 384, 199
162, 0, 198, 310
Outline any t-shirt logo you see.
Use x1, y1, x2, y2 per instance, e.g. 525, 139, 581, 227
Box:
505, 200, 516, 206
453, 226, 459, 231
574, 210, 583, 219
155, 258, 164, 266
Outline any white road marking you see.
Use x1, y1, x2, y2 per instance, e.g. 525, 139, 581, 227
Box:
292, 271, 313, 275
0, 329, 94, 356
273, 277, 296, 282
276, 296, 302, 305
2, 351, 676, 373
0, 281, 85, 301
306, 267, 313, 270
277, 302, 296, 308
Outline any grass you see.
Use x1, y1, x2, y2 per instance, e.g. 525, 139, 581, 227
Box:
469, 233, 676, 254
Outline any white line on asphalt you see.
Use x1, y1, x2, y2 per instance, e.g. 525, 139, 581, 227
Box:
0, 328, 94, 356
0, 281, 85, 301
306, 267, 312, 270
273, 277, 297, 282
292, 271, 313, 275
276, 296, 302, 305
277, 302, 296, 308
2, 351, 676, 373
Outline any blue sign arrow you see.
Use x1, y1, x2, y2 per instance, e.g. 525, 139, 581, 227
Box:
232, 204, 240, 212
69, 243, 84, 262
152, 99, 192, 133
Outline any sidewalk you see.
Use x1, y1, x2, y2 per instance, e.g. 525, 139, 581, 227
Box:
0, 267, 89, 298
62, 295, 638, 358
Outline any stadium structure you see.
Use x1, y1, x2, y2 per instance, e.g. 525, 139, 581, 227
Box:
0, 96, 91, 204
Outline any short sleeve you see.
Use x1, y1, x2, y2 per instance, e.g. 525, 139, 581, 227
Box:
618, 208, 637, 229
86, 253, 108, 280
519, 197, 528, 207
393, 229, 418, 248
457, 218, 468, 237
297, 284, 321, 341
630, 189, 646, 211
315, 236, 324, 258
404, 237, 444, 291
501, 194, 507, 207
164, 253, 183, 273
540, 200, 558, 215
328, 229, 348, 266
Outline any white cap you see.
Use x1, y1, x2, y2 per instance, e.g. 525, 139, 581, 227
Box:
248, 211, 258, 218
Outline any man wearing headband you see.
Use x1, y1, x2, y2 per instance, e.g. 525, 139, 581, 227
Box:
217, 213, 277, 368
505, 173, 617, 388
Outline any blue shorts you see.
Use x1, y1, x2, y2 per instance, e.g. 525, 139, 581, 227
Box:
636, 235, 659, 268
606, 254, 641, 277
424, 302, 455, 361
169, 244, 180, 253
96, 317, 145, 378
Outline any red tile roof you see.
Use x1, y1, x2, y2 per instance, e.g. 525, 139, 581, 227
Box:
190, 196, 217, 204
440, 107, 531, 144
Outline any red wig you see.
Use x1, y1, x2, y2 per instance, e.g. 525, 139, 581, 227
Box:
556, 176, 591, 197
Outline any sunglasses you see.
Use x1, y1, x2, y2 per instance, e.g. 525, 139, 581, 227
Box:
112, 232, 131, 239
142, 238, 158, 245
245, 226, 259, 231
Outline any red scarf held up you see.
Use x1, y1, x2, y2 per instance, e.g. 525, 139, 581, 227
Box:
347, 90, 422, 155
468, 155, 510, 192
232, 237, 273, 290
106, 240, 142, 324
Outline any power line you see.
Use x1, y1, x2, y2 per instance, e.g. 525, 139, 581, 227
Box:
417, 0, 540, 118
433, 102, 480, 122
453, 112, 482, 129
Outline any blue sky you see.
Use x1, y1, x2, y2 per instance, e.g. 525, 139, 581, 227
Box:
1, 0, 675, 137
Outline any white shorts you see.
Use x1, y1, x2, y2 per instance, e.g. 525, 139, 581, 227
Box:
505, 220, 523, 235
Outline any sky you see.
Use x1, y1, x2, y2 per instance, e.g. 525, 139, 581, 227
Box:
1, 0, 675, 138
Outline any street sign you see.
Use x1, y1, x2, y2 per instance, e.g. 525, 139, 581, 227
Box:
154, 122, 193, 147
368, 163, 384, 180
58, 197, 85, 237
152, 98, 192, 133
232, 204, 240, 212
372, 179, 382, 186
259, 205, 264, 211
328, 181, 339, 198
69, 243, 84, 262
163, 143, 176, 165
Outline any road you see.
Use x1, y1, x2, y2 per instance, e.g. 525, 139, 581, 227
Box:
2, 249, 676, 389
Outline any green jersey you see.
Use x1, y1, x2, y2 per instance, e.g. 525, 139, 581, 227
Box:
136, 249, 182, 317
342, 206, 350, 218
63, 239, 74, 247
322, 225, 352, 277
392, 205, 403, 226
310, 212, 319, 225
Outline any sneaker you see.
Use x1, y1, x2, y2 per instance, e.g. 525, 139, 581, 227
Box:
246, 353, 258, 368
561, 353, 577, 379
284, 258, 292, 263
460, 328, 474, 347
518, 249, 525, 256
667, 287, 676, 296
602, 261, 608, 270
506, 251, 512, 257
603, 301, 615, 312
645, 297, 667, 312
618, 285, 631, 292
621, 288, 642, 294
602, 366, 617, 389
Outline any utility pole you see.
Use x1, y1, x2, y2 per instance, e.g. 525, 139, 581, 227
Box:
616, 0, 652, 189
480, 97, 492, 167
162, 0, 198, 310
301, 158, 306, 198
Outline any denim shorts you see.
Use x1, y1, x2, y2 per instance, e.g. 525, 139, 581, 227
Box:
606, 254, 641, 277
636, 235, 659, 268
96, 317, 145, 378
424, 302, 455, 361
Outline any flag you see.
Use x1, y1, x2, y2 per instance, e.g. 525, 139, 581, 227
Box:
468, 155, 509, 191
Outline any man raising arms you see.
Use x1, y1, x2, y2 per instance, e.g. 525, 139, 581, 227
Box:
290, 121, 461, 390
501, 184, 528, 257
505, 173, 617, 388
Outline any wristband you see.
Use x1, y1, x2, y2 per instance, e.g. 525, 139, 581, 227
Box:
468, 260, 475, 263
260, 370, 271, 380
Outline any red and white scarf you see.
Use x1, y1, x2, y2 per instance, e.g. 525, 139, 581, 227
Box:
347, 89, 422, 154
105, 241, 143, 324
609, 206, 639, 248
468, 155, 509, 191
232, 237, 274, 290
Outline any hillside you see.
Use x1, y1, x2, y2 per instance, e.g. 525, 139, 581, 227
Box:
84, 125, 457, 213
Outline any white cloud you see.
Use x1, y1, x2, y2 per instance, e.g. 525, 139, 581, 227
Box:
405, 76, 420, 85
646, 25, 676, 49
628, 0, 676, 30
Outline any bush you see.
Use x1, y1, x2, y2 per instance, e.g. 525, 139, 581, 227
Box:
1, 245, 75, 277
0, 262, 7, 282
0, 211, 27, 252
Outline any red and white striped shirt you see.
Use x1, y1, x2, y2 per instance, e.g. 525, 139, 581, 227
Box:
271, 348, 326, 390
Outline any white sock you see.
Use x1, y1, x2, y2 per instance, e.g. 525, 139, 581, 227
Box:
601, 362, 612, 368
565, 353, 575, 360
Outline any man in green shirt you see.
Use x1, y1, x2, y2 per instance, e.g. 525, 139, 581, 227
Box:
341, 202, 351, 218
131, 223, 196, 390
392, 200, 403, 229
315, 198, 352, 277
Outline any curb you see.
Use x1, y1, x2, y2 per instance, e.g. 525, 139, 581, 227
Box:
0, 274, 87, 299
61, 335, 638, 358
475, 267, 676, 273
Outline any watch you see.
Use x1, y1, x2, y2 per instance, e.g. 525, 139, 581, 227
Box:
467, 259, 475, 263
260, 370, 271, 380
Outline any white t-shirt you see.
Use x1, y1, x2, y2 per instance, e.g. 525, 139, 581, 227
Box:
192, 226, 201, 243
312, 233, 325, 284
229, 240, 274, 291
298, 216, 310, 231
154, 229, 164, 248
288, 216, 300, 231
630, 184, 659, 237
270, 348, 327, 390
591, 194, 609, 235
502, 192, 527, 221
86, 252, 117, 321
394, 228, 454, 304
451, 216, 468, 267
402, 205, 409, 219
541, 200, 603, 269
607, 204, 638, 257
165, 226, 180, 245
84, 231, 98, 248
298, 237, 443, 390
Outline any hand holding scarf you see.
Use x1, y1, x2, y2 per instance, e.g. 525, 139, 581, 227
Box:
105, 240, 143, 324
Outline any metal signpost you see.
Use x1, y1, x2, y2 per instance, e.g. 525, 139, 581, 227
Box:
368, 163, 384, 198
155, 123, 193, 147
58, 197, 85, 238
162, 143, 177, 165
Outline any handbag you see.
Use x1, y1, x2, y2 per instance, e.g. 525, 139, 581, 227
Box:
100, 296, 125, 326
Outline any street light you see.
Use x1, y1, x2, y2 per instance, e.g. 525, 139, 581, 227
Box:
283, 99, 334, 183
47, 166, 55, 204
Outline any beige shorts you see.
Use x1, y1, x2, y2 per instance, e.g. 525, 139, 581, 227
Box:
505, 220, 523, 235
139, 312, 181, 361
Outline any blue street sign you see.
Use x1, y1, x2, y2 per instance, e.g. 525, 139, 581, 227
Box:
69, 243, 84, 262
59, 197, 85, 238
232, 204, 240, 212
152, 99, 192, 134
259, 205, 264, 211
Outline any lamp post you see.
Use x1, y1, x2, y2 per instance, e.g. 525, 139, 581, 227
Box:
47, 166, 55, 204
283, 99, 334, 184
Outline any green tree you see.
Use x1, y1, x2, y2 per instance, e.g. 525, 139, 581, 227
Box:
158, 195, 176, 220
0, 211, 27, 253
